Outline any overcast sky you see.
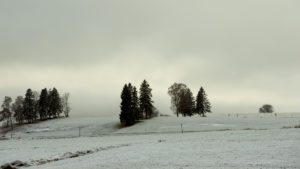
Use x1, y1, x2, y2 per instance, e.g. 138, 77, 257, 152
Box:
0, 0, 299, 116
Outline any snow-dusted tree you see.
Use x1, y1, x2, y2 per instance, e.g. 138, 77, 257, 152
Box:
12, 96, 24, 125
0, 96, 13, 128
61, 92, 71, 117
120, 84, 135, 126
168, 83, 188, 117
259, 104, 273, 113
195, 87, 211, 117
23, 89, 36, 123
178, 88, 195, 117
139, 80, 154, 119
38, 88, 48, 120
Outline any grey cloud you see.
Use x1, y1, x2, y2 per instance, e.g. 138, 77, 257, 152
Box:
0, 0, 300, 114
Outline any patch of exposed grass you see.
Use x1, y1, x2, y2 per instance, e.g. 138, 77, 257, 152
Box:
282, 124, 300, 129
217, 128, 231, 131
282, 126, 292, 129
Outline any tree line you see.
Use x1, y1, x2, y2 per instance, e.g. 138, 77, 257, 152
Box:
168, 83, 211, 117
120, 80, 157, 127
0, 88, 71, 128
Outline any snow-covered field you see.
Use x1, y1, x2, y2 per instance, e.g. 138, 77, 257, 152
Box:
0, 113, 300, 169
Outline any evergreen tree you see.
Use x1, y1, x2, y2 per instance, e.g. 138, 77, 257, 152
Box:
132, 87, 141, 120
127, 83, 140, 120
178, 89, 195, 117
139, 80, 154, 119
23, 89, 36, 123
46, 89, 52, 118
0, 96, 13, 127
12, 96, 24, 125
127, 83, 133, 93
195, 87, 211, 117
120, 84, 135, 126
48, 88, 62, 118
38, 88, 48, 120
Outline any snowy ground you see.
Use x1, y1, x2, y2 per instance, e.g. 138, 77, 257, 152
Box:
0, 113, 299, 169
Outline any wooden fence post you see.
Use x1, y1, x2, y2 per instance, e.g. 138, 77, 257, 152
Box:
181, 124, 183, 134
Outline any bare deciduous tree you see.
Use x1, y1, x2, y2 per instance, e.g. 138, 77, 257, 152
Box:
61, 93, 71, 117
0, 96, 13, 128
168, 83, 188, 117
12, 96, 24, 125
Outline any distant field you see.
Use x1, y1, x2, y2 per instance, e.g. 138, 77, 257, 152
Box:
0, 113, 299, 169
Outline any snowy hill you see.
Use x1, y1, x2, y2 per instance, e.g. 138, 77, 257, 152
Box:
2, 113, 300, 139
2, 116, 120, 139
0, 113, 300, 169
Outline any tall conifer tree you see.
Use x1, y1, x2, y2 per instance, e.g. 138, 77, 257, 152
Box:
139, 80, 154, 119
132, 87, 140, 120
195, 87, 211, 117
48, 88, 62, 118
38, 88, 48, 120
23, 89, 36, 123
120, 84, 135, 126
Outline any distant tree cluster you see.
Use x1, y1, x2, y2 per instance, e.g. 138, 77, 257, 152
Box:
120, 80, 157, 127
168, 83, 211, 117
259, 104, 274, 113
0, 88, 71, 128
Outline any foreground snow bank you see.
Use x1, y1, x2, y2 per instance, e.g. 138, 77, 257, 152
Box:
1, 128, 299, 169
0, 113, 299, 168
